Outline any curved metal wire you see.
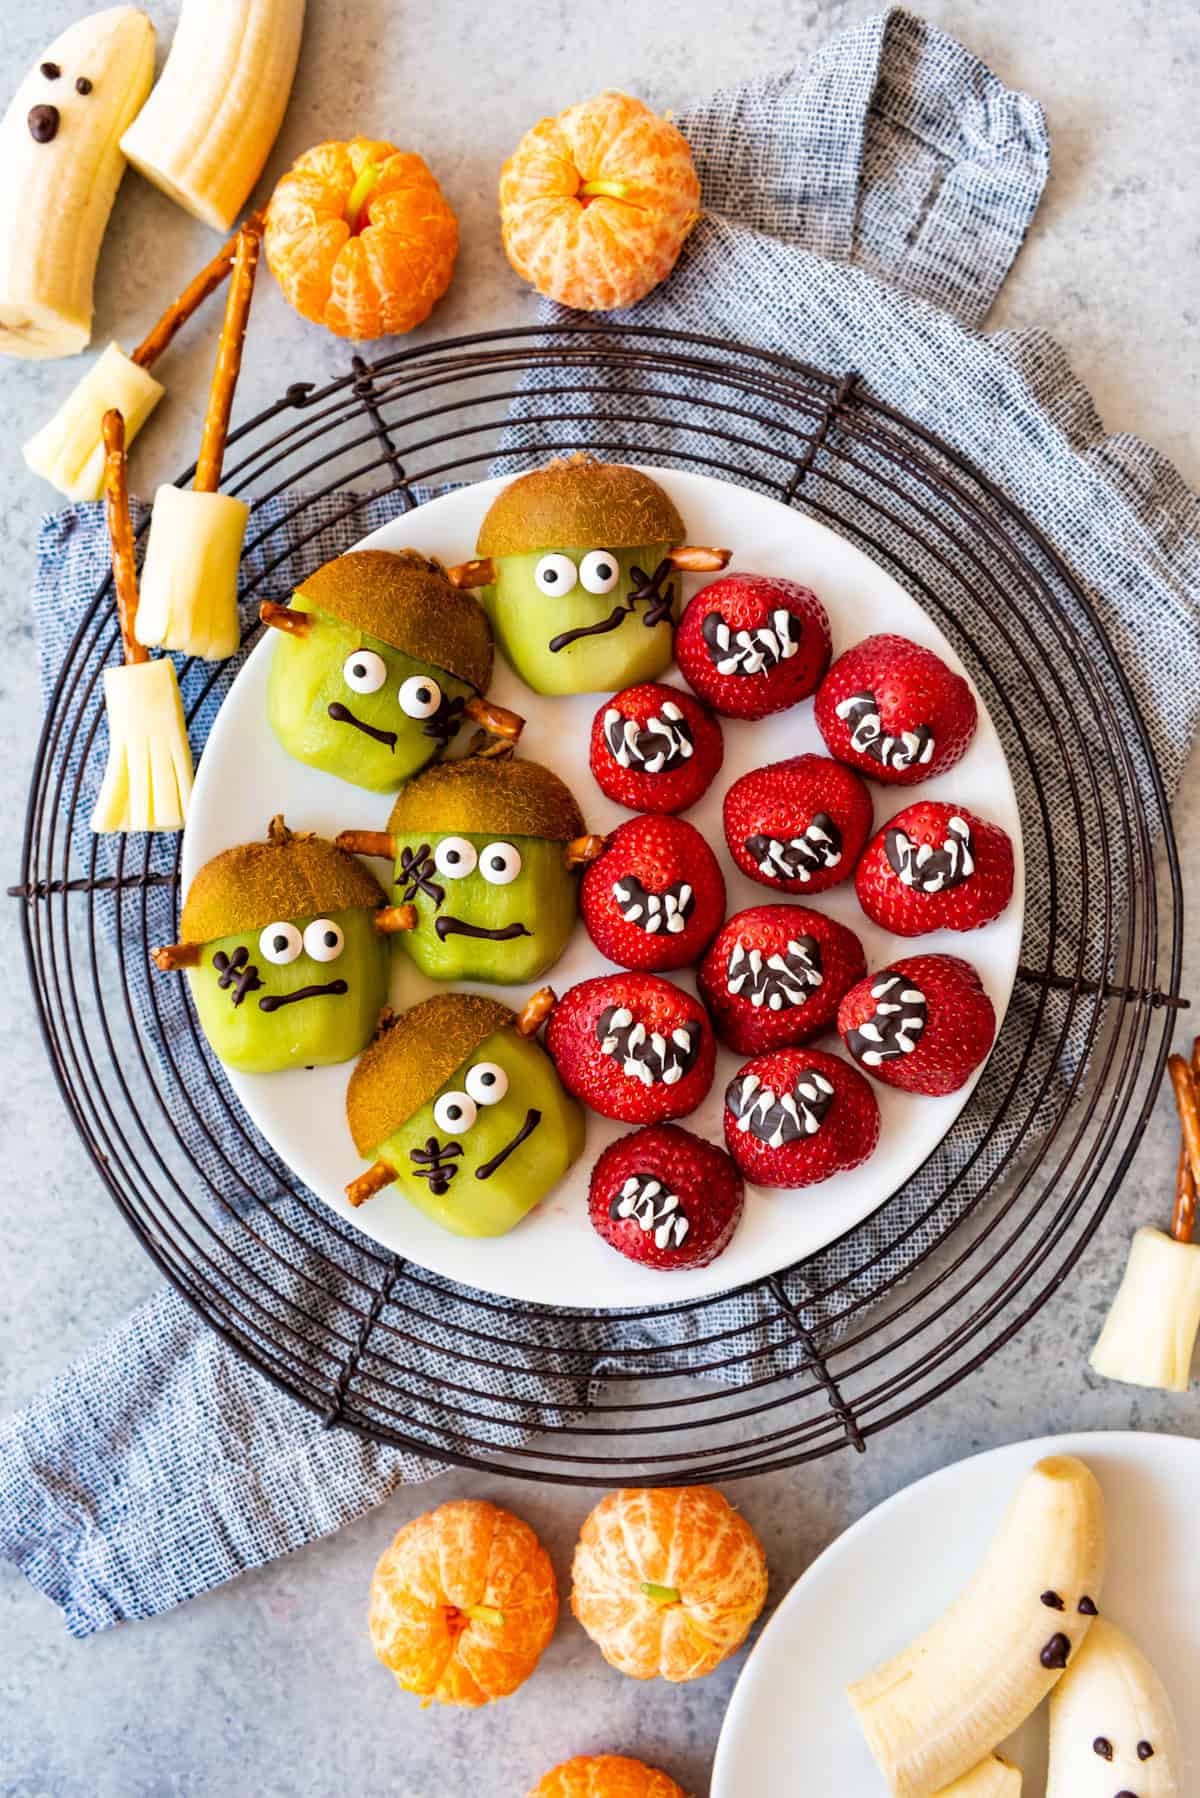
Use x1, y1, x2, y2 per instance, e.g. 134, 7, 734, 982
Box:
12, 324, 1184, 1483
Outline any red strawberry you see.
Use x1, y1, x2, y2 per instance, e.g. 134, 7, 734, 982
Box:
675, 572, 832, 719
723, 1046, 880, 1188
588, 1124, 744, 1271
815, 634, 977, 785
855, 801, 1014, 936
699, 904, 867, 1054
723, 754, 873, 896
589, 681, 724, 815
546, 972, 716, 1123
581, 815, 726, 972
837, 953, 996, 1096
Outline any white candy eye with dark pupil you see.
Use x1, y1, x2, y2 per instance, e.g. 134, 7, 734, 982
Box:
342, 649, 387, 694
434, 836, 477, 878
580, 549, 620, 594
433, 1090, 476, 1134
398, 674, 443, 719
480, 841, 521, 885
303, 918, 344, 962
535, 553, 578, 596
259, 920, 302, 965
465, 1061, 509, 1105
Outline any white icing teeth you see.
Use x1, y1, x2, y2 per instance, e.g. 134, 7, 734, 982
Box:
596, 1006, 702, 1087
846, 973, 928, 1065
725, 1068, 835, 1147
610, 1173, 691, 1251
727, 934, 823, 1010
702, 607, 802, 676
745, 812, 843, 883
602, 702, 695, 773
885, 814, 974, 893
611, 876, 695, 934
835, 690, 935, 771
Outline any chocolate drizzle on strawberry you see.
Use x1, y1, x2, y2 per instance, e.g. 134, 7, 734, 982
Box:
745, 813, 842, 883
726, 934, 822, 1010
612, 876, 694, 935
609, 1172, 690, 1251
596, 1005, 702, 1087
701, 607, 801, 676
602, 701, 694, 773
834, 690, 934, 771
726, 1067, 834, 1148
885, 815, 974, 893
845, 973, 927, 1066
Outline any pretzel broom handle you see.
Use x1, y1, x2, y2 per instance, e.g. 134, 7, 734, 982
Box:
194, 224, 261, 494
102, 411, 148, 666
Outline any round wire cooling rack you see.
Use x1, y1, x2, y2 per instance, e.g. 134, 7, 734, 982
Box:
12, 324, 1186, 1484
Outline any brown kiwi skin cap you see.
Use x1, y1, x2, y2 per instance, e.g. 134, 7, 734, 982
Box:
180, 817, 387, 945
294, 549, 493, 693
475, 455, 685, 559
387, 756, 585, 843
347, 995, 515, 1155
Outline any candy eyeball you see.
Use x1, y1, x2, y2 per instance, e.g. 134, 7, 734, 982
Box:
434, 836, 478, 879
342, 648, 387, 694
259, 920, 303, 964
580, 549, 620, 595
479, 841, 522, 885
433, 1090, 477, 1134
398, 674, 443, 720
535, 553, 578, 596
465, 1061, 509, 1105
302, 918, 345, 962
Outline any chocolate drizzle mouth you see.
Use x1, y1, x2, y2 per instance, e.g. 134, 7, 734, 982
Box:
609, 1172, 690, 1251
596, 1005, 701, 1088
474, 1108, 542, 1181
327, 701, 397, 751
212, 946, 263, 1007
701, 607, 801, 676
726, 1066, 834, 1148
410, 1135, 463, 1196
435, 916, 531, 942
548, 557, 674, 654
397, 843, 444, 907
885, 815, 974, 893
834, 690, 934, 771
726, 934, 822, 1011
602, 700, 694, 773
845, 973, 927, 1065
611, 875, 694, 935
258, 980, 348, 1012
745, 813, 842, 884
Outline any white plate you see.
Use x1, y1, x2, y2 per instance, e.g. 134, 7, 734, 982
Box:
184, 468, 1025, 1307
713, 1430, 1200, 1794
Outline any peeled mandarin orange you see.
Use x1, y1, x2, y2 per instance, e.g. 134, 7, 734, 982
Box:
265, 136, 458, 341
571, 1486, 767, 1682
528, 1754, 687, 1798
368, 1497, 557, 1706
499, 91, 700, 311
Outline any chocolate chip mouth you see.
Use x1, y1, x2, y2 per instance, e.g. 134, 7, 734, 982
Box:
258, 980, 348, 1012
434, 916, 531, 942
835, 690, 935, 771
602, 701, 694, 774
474, 1108, 542, 1181
745, 813, 842, 883
884, 815, 974, 893
845, 973, 927, 1065
327, 700, 397, 751
701, 606, 801, 676
725, 1066, 834, 1147
596, 1005, 701, 1087
612, 875, 694, 935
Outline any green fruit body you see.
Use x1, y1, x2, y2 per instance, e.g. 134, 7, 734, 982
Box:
266, 600, 474, 793
188, 909, 388, 1074
378, 1029, 585, 1236
484, 544, 677, 695
390, 832, 577, 983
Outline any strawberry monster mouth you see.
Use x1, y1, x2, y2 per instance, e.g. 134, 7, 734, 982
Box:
596, 1004, 701, 1086
701, 607, 801, 676
745, 813, 842, 882
884, 815, 973, 893
835, 691, 934, 771
602, 701, 694, 773
327, 701, 397, 751
725, 1067, 834, 1147
609, 1171, 691, 1251
548, 558, 674, 653
844, 973, 927, 1066
612, 875, 694, 935
258, 979, 349, 1012
726, 934, 822, 1009
434, 916, 531, 942
474, 1108, 542, 1181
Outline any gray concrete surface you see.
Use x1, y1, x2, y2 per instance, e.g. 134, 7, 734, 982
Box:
1, 1, 1197, 1793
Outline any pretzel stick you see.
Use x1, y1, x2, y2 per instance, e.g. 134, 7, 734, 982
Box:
1173, 1146, 1195, 1247
564, 833, 608, 869
102, 410, 148, 666
1168, 1053, 1200, 1243
373, 904, 418, 935
463, 696, 524, 741
194, 224, 261, 495
336, 830, 395, 860
152, 942, 202, 971
667, 545, 731, 572
515, 987, 555, 1038
132, 210, 266, 371
259, 599, 313, 637
347, 1159, 396, 1208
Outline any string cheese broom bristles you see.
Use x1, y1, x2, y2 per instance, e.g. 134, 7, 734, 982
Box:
90, 410, 195, 834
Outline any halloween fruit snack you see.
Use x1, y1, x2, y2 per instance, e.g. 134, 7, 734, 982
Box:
848, 1455, 1107, 1798
675, 571, 831, 719
134, 225, 261, 661
589, 1124, 744, 1272
152, 818, 400, 1073
546, 973, 716, 1124
499, 90, 700, 312
369, 1498, 557, 1707
1046, 1617, 1180, 1797
699, 904, 866, 1055
446, 456, 729, 696
529, 1757, 687, 1798
0, 7, 155, 359
265, 138, 458, 340
571, 1486, 768, 1681
91, 411, 194, 833
344, 992, 584, 1234
724, 1047, 879, 1187
1091, 1040, 1200, 1392
263, 550, 520, 793
815, 634, 978, 783
724, 754, 873, 895
855, 801, 1015, 936
838, 954, 996, 1096
580, 815, 726, 973
121, 0, 303, 233
338, 755, 587, 984
590, 680, 723, 815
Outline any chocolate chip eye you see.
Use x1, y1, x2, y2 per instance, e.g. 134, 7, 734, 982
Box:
76, 76, 93, 94
1040, 1591, 1065, 1610
534, 553, 578, 596
1078, 1595, 1099, 1615
1093, 1738, 1114, 1761
1138, 1742, 1155, 1760
40, 62, 60, 79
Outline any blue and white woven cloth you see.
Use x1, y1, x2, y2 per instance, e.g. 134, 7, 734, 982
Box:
2, 8, 1198, 1638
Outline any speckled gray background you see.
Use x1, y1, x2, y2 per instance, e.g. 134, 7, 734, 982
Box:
1, 2, 1197, 1794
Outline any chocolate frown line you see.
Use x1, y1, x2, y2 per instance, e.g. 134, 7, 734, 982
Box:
327, 701, 397, 751
258, 979, 348, 1012
435, 916, 531, 942
474, 1108, 542, 1181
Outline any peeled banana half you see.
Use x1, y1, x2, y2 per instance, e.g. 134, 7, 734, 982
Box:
1047, 1616, 1180, 1796
937, 1755, 1022, 1796
0, 8, 155, 359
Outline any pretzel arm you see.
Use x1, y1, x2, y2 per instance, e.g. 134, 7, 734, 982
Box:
1168, 1053, 1200, 1229
102, 410, 148, 666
